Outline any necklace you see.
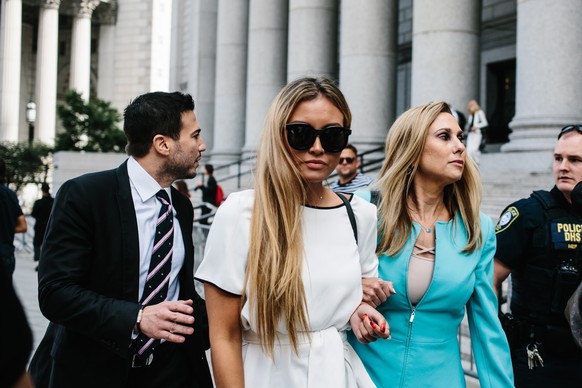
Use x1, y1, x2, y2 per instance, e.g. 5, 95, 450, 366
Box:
308, 188, 326, 207
411, 205, 445, 233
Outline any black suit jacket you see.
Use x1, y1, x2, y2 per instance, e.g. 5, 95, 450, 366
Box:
33, 161, 211, 388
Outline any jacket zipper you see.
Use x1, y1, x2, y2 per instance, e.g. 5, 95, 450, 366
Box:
400, 224, 437, 387
399, 306, 416, 388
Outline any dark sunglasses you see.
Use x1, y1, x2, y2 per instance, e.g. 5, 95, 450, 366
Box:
339, 157, 355, 164
285, 123, 351, 153
558, 125, 582, 139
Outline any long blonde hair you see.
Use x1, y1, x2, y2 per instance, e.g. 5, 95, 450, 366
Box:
246, 77, 351, 355
375, 101, 482, 256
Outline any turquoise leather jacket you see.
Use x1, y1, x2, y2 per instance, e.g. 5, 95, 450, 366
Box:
349, 192, 514, 387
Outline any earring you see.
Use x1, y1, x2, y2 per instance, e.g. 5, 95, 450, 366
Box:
406, 166, 413, 175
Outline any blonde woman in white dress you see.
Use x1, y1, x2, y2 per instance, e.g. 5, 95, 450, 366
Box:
195, 77, 388, 388
466, 99, 488, 163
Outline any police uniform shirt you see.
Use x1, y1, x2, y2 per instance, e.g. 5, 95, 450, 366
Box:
495, 186, 581, 270
495, 188, 582, 388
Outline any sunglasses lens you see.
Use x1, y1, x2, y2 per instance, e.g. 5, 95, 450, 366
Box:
320, 127, 350, 153
286, 124, 315, 150
340, 157, 355, 164
286, 124, 351, 152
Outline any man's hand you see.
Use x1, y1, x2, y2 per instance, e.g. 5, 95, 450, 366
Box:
139, 299, 195, 343
362, 277, 396, 307
350, 303, 391, 344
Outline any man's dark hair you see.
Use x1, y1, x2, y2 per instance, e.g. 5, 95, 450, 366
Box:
41, 183, 50, 193
344, 143, 358, 156
205, 164, 214, 175
123, 91, 195, 157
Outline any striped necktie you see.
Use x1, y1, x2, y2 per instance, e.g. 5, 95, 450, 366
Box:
132, 189, 174, 367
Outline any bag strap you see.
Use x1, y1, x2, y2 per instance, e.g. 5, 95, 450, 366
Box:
336, 192, 358, 245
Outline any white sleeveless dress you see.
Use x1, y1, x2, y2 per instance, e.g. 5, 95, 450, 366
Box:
195, 190, 378, 387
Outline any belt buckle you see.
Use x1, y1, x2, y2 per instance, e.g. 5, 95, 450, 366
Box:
131, 353, 154, 368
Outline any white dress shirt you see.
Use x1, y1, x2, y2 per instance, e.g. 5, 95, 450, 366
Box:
127, 157, 185, 304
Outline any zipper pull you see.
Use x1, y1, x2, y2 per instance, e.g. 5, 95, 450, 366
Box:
409, 307, 416, 323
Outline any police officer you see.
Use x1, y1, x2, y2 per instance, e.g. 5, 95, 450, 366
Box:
494, 125, 582, 387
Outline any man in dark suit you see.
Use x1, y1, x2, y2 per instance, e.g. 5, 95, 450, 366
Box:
31, 182, 54, 270
30, 92, 213, 388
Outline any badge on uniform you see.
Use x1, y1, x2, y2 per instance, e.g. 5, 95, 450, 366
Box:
495, 206, 519, 233
550, 222, 582, 250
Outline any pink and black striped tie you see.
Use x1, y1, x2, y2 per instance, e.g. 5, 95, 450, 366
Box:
132, 189, 174, 367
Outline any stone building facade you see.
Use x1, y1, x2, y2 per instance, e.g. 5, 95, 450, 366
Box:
3, 0, 582, 161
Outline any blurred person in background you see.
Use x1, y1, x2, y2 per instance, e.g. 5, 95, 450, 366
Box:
328, 144, 373, 193
32, 182, 54, 271
0, 158, 27, 278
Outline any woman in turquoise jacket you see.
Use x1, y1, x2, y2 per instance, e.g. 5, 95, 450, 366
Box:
349, 101, 513, 387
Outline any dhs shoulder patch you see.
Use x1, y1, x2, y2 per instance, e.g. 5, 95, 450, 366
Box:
495, 207, 519, 234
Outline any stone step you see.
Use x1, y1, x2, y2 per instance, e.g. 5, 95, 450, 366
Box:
480, 150, 554, 219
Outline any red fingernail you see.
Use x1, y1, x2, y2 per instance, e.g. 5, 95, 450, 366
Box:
370, 321, 377, 329
362, 314, 368, 321
380, 322, 386, 333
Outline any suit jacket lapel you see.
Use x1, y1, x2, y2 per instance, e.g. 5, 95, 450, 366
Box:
116, 161, 141, 302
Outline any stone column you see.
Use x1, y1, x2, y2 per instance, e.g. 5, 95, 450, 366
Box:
187, 0, 217, 152
97, 6, 117, 102
70, 0, 100, 101
339, 0, 397, 147
150, 0, 173, 92
411, 0, 479, 109
287, 0, 338, 81
35, 0, 61, 145
0, 0, 22, 142
243, 0, 288, 155
504, 0, 582, 151
211, 0, 249, 164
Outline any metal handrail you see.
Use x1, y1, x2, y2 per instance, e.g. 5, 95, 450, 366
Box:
358, 145, 385, 174
200, 155, 256, 189
213, 155, 256, 189
326, 145, 385, 182
193, 202, 217, 223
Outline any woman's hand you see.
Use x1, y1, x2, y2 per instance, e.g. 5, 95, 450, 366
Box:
350, 303, 391, 344
362, 277, 396, 307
